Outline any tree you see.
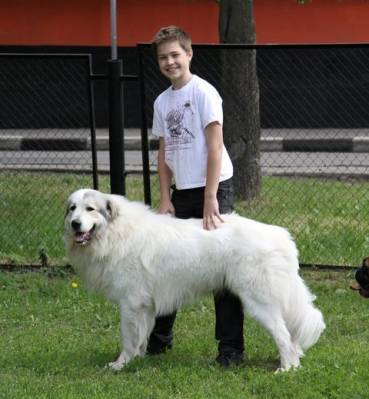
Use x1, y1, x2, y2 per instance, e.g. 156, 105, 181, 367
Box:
219, 0, 261, 200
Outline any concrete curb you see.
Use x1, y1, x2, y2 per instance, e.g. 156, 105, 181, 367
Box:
260, 137, 369, 152
1, 135, 369, 152
0, 135, 150, 151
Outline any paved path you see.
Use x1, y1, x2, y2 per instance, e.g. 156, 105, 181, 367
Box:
2, 128, 369, 151
1, 128, 369, 177
2, 150, 369, 178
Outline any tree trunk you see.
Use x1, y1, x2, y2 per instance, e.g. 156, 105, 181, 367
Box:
219, 0, 261, 200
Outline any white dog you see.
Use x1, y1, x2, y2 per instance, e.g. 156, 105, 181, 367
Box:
64, 189, 325, 372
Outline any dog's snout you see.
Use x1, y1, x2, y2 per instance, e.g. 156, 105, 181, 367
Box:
71, 220, 82, 231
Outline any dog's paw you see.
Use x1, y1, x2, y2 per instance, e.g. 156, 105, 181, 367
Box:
274, 367, 284, 374
107, 360, 125, 371
275, 364, 300, 374
350, 282, 369, 298
350, 282, 361, 291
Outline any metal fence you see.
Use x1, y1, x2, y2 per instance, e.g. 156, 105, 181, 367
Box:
0, 54, 98, 264
138, 43, 369, 267
1, 45, 369, 267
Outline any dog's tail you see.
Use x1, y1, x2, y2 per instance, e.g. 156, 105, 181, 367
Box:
286, 276, 326, 351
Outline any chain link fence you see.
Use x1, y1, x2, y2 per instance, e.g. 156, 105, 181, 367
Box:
138, 44, 369, 267
0, 54, 98, 264
1, 46, 369, 267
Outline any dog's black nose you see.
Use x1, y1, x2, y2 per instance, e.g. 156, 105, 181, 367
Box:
71, 220, 81, 231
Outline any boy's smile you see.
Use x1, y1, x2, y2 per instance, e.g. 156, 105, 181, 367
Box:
157, 40, 193, 90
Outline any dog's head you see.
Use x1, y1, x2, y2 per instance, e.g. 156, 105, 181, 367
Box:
350, 257, 369, 298
64, 189, 117, 247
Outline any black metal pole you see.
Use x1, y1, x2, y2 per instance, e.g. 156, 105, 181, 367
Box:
87, 55, 99, 190
137, 45, 152, 205
108, 58, 125, 195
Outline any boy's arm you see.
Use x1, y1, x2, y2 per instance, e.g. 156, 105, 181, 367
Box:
204, 121, 224, 230
157, 137, 175, 214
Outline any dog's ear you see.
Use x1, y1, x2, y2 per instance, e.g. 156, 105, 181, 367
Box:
106, 199, 119, 219
362, 257, 369, 269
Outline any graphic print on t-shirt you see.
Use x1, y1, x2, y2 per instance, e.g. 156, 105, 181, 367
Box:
165, 101, 195, 151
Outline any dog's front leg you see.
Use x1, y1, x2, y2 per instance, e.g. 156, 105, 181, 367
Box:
108, 303, 155, 371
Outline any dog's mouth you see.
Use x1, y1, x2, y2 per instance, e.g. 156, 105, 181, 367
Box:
73, 226, 96, 245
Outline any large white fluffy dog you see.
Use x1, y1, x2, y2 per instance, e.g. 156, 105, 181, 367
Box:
64, 189, 325, 372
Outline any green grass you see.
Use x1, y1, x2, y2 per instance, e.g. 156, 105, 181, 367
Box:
0, 270, 368, 398
1, 171, 369, 266
234, 177, 369, 266
0, 172, 144, 265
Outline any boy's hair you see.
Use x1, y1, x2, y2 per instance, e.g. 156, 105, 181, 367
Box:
152, 26, 192, 55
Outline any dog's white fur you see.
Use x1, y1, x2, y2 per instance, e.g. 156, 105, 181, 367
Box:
64, 189, 325, 372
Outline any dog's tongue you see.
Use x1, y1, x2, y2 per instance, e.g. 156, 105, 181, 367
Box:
74, 231, 91, 243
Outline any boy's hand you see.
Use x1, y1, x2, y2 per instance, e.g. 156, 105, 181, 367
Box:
158, 200, 175, 215
203, 196, 224, 230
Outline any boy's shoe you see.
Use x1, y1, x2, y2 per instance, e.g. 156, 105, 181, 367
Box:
146, 329, 174, 355
146, 341, 173, 355
215, 351, 244, 368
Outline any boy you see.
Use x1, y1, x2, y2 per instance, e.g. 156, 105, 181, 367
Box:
148, 26, 244, 367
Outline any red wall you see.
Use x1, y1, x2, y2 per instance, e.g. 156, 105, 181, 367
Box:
0, 0, 110, 46
255, 0, 369, 44
0, 0, 369, 46
121, 0, 219, 45
0, 0, 218, 46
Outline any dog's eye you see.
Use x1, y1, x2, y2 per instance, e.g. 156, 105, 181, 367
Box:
70, 205, 76, 211
86, 206, 95, 212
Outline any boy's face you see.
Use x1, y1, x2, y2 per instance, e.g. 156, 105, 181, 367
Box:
157, 40, 193, 89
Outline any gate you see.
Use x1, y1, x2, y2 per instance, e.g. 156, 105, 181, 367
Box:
0, 54, 97, 264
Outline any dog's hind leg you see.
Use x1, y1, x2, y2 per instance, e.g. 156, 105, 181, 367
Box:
108, 303, 155, 371
241, 298, 301, 372
271, 320, 301, 372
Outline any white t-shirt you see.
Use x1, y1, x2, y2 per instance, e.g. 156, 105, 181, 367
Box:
152, 74, 233, 190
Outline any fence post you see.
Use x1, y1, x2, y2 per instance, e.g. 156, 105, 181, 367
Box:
107, 58, 125, 195
108, 0, 125, 195
137, 45, 152, 205
87, 55, 99, 190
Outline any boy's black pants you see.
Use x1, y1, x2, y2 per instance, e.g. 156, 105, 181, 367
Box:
147, 178, 244, 355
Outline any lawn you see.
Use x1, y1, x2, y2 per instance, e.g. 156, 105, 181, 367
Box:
1, 171, 369, 266
0, 269, 367, 398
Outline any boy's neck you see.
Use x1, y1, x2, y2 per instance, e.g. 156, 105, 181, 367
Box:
171, 72, 193, 90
